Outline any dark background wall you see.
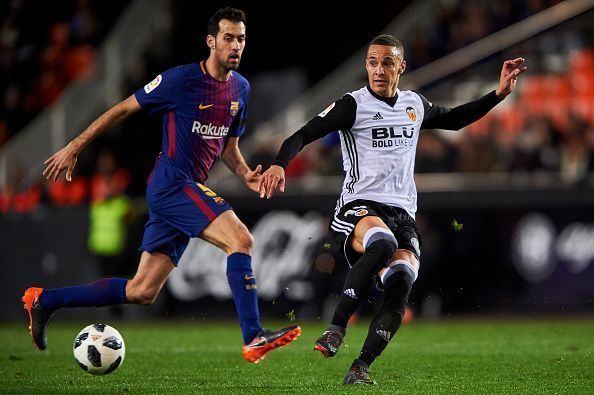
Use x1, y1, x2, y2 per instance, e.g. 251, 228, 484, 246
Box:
2, 190, 593, 321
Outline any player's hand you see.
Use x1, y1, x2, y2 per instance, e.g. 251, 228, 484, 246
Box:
496, 58, 527, 98
243, 164, 263, 193
43, 143, 79, 182
258, 165, 285, 199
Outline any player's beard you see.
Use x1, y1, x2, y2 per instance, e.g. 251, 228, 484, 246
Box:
225, 61, 240, 71
220, 54, 241, 72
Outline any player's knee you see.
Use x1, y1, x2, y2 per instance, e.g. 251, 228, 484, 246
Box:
372, 239, 397, 259
365, 239, 398, 272
362, 227, 398, 265
231, 229, 253, 253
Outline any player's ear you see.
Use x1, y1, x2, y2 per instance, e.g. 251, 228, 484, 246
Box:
206, 35, 215, 49
399, 60, 406, 74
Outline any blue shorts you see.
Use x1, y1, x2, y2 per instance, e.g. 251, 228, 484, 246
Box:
139, 161, 232, 265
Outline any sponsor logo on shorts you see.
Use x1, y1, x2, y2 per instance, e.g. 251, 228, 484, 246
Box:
344, 206, 368, 217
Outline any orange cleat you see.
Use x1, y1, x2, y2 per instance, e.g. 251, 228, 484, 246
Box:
242, 325, 301, 364
22, 287, 53, 351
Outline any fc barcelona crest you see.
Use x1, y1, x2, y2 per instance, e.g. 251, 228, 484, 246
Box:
406, 106, 417, 122
230, 101, 239, 116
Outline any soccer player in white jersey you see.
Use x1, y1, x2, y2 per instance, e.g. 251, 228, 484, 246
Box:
258, 34, 526, 384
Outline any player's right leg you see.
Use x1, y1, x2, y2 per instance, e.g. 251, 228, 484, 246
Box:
315, 215, 397, 358
201, 209, 301, 363
23, 252, 174, 350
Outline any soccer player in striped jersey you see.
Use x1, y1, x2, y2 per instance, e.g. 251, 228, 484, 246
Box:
23, 7, 300, 364
259, 34, 525, 384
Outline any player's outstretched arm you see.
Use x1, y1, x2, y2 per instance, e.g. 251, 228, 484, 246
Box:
256, 95, 355, 199
420, 58, 527, 131
43, 95, 141, 182
258, 165, 285, 199
221, 137, 262, 193
495, 57, 527, 98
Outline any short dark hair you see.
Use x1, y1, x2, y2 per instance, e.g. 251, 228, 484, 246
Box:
369, 34, 404, 58
207, 7, 247, 36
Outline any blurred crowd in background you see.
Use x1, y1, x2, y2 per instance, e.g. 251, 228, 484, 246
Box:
0, 0, 128, 147
0, 0, 593, 215
248, 0, 594, 185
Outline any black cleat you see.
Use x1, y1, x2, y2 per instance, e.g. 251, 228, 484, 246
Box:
242, 325, 301, 363
22, 287, 54, 351
314, 330, 343, 358
343, 361, 377, 385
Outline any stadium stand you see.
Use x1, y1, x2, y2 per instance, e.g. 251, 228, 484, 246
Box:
1, 1, 592, 204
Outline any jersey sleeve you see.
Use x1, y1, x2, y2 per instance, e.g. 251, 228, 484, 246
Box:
134, 67, 184, 115
228, 83, 250, 138
273, 94, 356, 168
416, 90, 503, 131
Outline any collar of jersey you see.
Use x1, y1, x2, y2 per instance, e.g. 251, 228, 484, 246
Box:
200, 60, 233, 83
366, 85, 398, 107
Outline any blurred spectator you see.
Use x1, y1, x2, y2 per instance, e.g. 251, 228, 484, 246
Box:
456, 132, 499, 173
317, 132, 345, 176
416, 132, 457, 173
511, 116, 561, 172
559, 114, 592, 185
46, 176, 88, 207
87, 149, 133, 315
0, 164, 40, 214
89, 149, 130, 202
249, 136, 278, 171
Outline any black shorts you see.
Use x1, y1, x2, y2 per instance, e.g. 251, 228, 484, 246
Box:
329, 199, 422, 266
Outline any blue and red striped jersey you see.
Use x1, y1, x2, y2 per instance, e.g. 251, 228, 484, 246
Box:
135, 61, 249, 183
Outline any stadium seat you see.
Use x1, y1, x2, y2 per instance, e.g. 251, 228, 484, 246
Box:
569, 49, 594, 75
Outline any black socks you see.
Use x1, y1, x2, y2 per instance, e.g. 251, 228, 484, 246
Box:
330, 238, 397, 329
358, 268, 414, 366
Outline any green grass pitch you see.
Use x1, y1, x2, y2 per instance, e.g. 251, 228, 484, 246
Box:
1, 319, 593, 394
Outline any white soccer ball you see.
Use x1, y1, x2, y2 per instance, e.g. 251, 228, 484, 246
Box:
73, 323, 126, 375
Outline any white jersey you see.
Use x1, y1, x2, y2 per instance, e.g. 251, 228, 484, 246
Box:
274, 84, 501, 219
337, 87, 425, 218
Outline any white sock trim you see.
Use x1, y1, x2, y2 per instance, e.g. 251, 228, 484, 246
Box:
381, 259, 418, 284
362, 227, 396, 249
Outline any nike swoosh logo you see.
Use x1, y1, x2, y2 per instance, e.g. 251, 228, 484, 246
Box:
198, 103, 213, 110
245, 339, 266, 348
244, 275, 255, 280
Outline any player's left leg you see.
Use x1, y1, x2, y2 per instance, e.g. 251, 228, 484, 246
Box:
315, 216, 397, 358
344, 249, 419, 385
23, 251, 174, 351
200, 209, 301, 363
